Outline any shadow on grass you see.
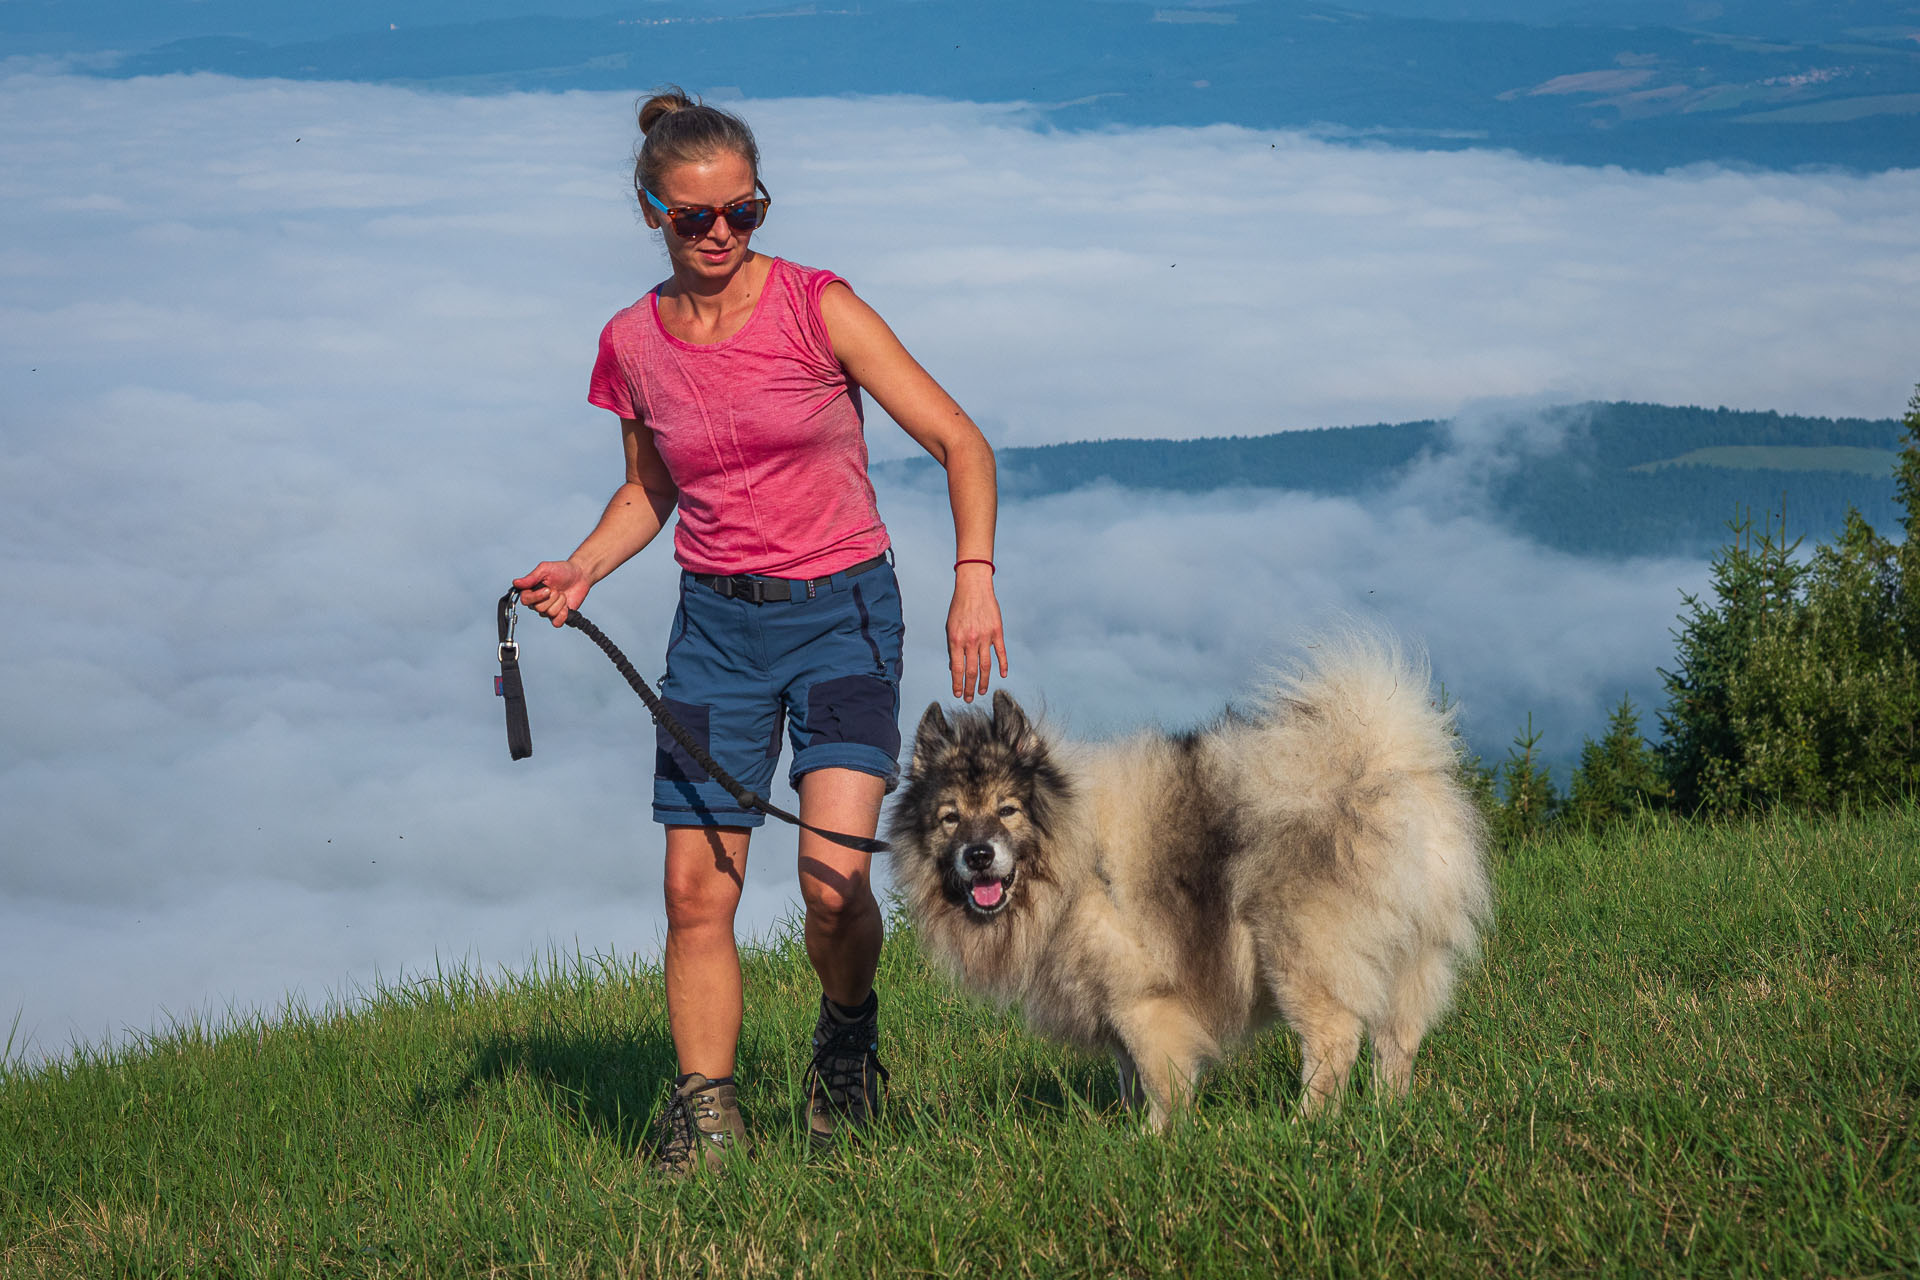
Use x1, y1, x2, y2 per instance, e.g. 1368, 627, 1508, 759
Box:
733, 1050, 1130, 1145
417, 1018, 736, 1155
885, 1056, 1130, 1133
421, 1015, 1315, 1152
977, 1030, 1318, 1130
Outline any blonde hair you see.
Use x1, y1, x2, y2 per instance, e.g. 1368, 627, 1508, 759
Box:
632, 86, 761, 203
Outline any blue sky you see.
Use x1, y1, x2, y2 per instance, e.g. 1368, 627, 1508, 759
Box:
3, 66, 1918, 1063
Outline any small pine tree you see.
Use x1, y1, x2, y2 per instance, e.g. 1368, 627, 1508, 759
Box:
1492, 714, 1558, 847
1565, 694, 1665, 829
1657, 503, 1803, 813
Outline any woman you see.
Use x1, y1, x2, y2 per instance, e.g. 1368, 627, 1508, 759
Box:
514, 90, 1006, 1175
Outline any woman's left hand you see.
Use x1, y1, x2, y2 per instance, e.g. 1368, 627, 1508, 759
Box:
948, 562, 1008, 702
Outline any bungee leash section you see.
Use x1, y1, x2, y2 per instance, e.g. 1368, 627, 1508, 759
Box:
495, 589, 888, 855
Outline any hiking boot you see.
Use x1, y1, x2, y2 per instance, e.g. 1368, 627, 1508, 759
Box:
654, 1073, 748, 1177
804, 991, 889, 1148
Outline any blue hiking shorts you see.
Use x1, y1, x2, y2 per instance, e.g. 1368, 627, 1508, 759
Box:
652, 557, 905, 827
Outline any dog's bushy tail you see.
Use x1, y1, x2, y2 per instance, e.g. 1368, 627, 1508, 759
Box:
1259, 626, 1466, 782
1248, 625, 1493, 947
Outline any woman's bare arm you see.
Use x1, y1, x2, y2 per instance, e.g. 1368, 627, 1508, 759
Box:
820, 281, 1007, 700
513, 417, 678, 626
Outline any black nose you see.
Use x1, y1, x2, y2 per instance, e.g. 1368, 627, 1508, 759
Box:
962, 843, 995, 872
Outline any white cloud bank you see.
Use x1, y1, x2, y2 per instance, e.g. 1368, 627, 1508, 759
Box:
1, 72, 1912, 1063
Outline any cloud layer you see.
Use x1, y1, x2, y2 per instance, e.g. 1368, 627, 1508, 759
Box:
3, 72, 1912, 1062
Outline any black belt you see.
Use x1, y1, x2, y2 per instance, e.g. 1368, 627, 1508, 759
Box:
691, 552, 886, 603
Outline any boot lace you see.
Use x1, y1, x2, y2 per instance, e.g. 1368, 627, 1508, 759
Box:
807, 1016, 889, 1113
655, 1089, 708, 1172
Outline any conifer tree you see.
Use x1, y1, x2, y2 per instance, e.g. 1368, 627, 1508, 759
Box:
1493, 714, 1557, 846
1565, 694, 1665, 829
1735, 510, 1916, 806
1657, 505, 1802, 812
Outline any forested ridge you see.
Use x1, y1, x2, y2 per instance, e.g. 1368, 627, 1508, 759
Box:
873, 401, 1907, 557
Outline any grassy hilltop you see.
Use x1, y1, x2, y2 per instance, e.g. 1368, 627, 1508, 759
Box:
4, 806, 1917, 1277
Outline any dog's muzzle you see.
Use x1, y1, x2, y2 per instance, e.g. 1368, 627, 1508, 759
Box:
953, 840, 1017, 916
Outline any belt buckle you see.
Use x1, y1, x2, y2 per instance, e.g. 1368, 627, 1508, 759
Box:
738, 576, 767, 605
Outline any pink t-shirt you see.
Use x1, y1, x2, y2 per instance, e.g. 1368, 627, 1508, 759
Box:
588, 258, 891, 578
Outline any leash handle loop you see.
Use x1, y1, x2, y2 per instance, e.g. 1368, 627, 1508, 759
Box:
495, 590, 532, 760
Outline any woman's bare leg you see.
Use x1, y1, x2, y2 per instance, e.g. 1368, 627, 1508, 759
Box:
795, 768, 887, 1005
662, 823, 751, 1078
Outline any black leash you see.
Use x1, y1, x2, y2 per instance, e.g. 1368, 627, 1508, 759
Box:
496, 589, 888, 855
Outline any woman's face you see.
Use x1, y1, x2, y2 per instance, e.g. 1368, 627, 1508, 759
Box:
645, 150, 759, 284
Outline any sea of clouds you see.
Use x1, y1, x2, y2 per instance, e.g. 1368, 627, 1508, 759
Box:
4, 70, 1918, 1063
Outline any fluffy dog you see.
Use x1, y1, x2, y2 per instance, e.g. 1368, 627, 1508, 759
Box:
888, 634, 1491, 1128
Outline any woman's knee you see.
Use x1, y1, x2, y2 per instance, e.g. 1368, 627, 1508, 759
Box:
800, 870, 876, 934
664, 829, 747, 930
665, 874, 741, 932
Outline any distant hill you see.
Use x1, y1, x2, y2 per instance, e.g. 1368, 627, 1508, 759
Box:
874, 402, 1910, 557
36, 0, 1920, 172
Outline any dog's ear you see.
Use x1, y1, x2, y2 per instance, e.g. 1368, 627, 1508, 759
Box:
911, 702, 954, 774
991, 689, 1043, 759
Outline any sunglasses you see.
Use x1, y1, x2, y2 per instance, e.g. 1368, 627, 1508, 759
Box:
640, 182, 772, 239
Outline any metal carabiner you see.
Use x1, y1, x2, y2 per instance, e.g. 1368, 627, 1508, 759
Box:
499, 588, 521, 661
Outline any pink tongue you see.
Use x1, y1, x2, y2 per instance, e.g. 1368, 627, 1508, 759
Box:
970, 880, 1005, 908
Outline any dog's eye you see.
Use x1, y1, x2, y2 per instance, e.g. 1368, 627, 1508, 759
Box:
939, 812, 959, 827
997, 804, 1019, 818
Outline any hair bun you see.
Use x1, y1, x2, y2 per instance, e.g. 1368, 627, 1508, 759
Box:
630, 87, 761, 210
638, 88, 696, 136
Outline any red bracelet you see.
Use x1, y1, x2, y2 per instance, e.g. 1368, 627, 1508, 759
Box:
954, 558, 996, 573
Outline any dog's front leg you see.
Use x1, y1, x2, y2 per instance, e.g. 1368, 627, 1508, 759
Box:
1129, 1044, 1192, 1133
1112, 998, 1212, 1133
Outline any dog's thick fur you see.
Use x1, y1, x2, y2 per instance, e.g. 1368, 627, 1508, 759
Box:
888, 633, 1491, 1128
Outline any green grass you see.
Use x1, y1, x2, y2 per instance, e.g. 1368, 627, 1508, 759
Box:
4, 807, 1918, 1278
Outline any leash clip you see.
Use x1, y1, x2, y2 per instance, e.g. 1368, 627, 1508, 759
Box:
499, 589, 520, 661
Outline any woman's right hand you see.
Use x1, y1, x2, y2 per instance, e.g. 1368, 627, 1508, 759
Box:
513, 559, 591, 626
